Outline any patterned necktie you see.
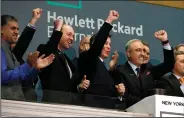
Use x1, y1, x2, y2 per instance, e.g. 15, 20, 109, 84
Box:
179, 77, 184, 85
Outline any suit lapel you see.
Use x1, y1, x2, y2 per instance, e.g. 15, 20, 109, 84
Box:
57, 52, 71, 79
170, 74, 183, 90
125, 62, 141, 89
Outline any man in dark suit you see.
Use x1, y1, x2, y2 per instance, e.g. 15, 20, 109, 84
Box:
37, 19, 88, 104
77, 10, 125, 109
157, 45, 184, 97
113, 30, 174, 108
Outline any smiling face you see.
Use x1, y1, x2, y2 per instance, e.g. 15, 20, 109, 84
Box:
126, 40, 144, 67
143, 45, 150, 64
100, 37, 111, 59
173, 54, 184, 77
1, 20, 19, 44
58, 24, 75, 50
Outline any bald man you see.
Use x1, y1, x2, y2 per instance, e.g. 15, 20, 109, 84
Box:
37, 20, 82, 102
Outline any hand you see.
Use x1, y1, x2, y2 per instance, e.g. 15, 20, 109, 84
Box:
35, 54, 55, 70
54, 19, 63, 31
154, 30, 168, 42
106, 10, 119, 24
27, 51, 40, 67
115, 83, 125, 96
30, 8, 42, 25
109, 50, 119, 71
79, 75, 90, 90
32, 8, 42, 20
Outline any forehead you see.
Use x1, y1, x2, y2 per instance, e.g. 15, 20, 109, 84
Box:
106, 37, 111, 43
177, 46, 184, 52
130, 41, 143, 49
81, 37, 90, 43
6, 20, 18, 27
176, 55, 184, 61
63, 25, 74, 34
144, 45, 150, 52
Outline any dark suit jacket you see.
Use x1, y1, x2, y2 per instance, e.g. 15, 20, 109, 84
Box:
77, 22, 120, 108
157, 74, 184, 97
37, 31, 79, 103
13, 26, 36, 62
113, 48, 174, 108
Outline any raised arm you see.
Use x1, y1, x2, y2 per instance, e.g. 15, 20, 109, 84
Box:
13, 8, 42, 61
151, 30, 174, 79
38, 19, 63, 56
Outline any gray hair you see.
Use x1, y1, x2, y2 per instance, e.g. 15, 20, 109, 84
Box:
125, 39, 142, 51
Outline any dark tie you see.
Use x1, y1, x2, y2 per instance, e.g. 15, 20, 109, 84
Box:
58, 51, 72, 79
136, 68, 140, 78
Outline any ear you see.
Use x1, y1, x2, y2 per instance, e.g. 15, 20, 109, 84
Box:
1, 27, 3, 34
126, 50, 130, 58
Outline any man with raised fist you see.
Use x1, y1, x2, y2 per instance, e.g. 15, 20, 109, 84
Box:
77, 10, 125, 109
113, 30, 174, 108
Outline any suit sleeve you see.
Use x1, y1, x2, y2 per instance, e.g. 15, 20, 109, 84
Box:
12, 26, 36, 62
38, 30, 62, 56
112, 66, 141, 107
79, 22, 112, 61
1, 49, 38, 84
156, 77, 173, 95
151, 48, 174, 79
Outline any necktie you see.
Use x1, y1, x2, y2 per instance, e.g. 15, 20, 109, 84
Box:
136, 68, 140, 78
179, 77, 184, 85
58, 51, 72, 79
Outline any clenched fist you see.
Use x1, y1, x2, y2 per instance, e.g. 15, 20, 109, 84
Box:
54, 19, 63, 31
32, 8, 42, 20
154, 30, 168, 42
106, 10, 119, 24
30, 8, 42, 25
115, 83, 125, 96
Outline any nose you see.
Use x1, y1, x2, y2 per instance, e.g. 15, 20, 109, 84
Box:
106, 44, 111, 50
140, 50, 144, 56
14, 29, 19, 34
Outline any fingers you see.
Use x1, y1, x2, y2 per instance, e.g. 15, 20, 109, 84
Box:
39, 54, 45, 59
115, 83, 125, 95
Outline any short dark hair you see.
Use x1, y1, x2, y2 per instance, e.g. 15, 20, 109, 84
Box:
1, 15, 17, 26
90, 33, 112, 47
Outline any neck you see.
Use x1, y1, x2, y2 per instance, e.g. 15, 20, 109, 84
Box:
172, 69, 184, 77
100, 56, 105, 60
58, 45, 64, 51
128, 60, 141, 67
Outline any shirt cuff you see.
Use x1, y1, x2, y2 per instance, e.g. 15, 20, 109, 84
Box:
118, 96, 123, 101
77, 85, 84, 93
27, 23, 36, 30
163, 43, 172, 50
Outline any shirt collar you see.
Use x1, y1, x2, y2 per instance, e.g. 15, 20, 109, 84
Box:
128, 61, 140, 75
99, 57, 104, 62
173, 73, 181, 80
